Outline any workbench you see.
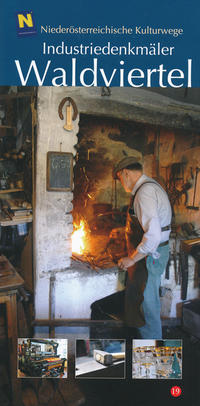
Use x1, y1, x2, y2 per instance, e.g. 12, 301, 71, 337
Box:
0, 255, 24, 406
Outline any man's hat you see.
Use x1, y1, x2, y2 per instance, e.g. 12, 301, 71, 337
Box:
113, 156, 143, 179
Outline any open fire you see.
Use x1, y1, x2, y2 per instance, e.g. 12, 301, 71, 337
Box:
72, 220, 87, 255
71, 217, 126, 270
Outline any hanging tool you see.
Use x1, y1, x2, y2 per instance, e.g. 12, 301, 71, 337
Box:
165, 252, 172, 280
64, 103, 73, 131
187, 167, 200, 210
172, 243, 180, 285
58, 96, 78, 132
180, 242, 189, 300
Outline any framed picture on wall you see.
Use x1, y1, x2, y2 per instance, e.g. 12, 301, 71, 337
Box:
47, 152, 73, 191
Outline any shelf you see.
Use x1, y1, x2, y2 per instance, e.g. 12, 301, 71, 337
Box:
0, 189, 24, 194
0, 215, 32, 226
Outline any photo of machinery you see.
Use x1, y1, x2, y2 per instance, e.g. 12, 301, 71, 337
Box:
132, 339, 182, 379
17, 338, 67, 378
75, 339, 125, 379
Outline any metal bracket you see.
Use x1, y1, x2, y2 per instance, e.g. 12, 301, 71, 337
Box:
101, 87, 111, 97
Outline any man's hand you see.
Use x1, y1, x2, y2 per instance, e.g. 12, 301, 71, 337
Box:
118, 250, 147, 270
118, 256, 135, 270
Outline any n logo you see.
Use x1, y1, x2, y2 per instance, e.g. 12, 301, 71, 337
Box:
16, 12, 37, 36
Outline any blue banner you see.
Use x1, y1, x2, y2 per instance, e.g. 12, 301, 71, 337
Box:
0, 0, 200, 86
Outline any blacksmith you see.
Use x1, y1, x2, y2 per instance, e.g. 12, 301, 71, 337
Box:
113, 156, 172, 338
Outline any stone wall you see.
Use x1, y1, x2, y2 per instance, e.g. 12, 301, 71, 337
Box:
35, 87, 78, 317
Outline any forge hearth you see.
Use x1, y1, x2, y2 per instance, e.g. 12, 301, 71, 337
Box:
71, 219, 127, 270
72, 186, 127, 269
72, 114, 139, 268
72, 115, 143, 229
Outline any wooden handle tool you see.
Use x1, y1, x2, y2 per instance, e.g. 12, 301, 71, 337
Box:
64, 104, 73, 131
93, 349, 125, 365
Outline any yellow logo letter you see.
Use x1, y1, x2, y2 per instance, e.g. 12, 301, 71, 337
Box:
18, 13, 33, 28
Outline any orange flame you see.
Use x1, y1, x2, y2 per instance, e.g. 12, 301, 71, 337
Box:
72, 220, 86, 254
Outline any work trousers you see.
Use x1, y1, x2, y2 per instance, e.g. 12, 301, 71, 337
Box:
138, 244, 170, 339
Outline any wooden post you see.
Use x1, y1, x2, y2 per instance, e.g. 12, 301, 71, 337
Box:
0, 293, 21, 406
49, 276, 56, 338
0, 256, 24, 406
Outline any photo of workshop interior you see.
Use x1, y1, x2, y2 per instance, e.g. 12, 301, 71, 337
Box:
0, 86, 200, 405
75, 339, 125, 378
17, 338, 67, 378
132, 339, 182, 379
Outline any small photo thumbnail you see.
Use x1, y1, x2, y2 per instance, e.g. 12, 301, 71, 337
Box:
132, 339, 182, 379
76, 339, 126, 379
17, 338, 68, 378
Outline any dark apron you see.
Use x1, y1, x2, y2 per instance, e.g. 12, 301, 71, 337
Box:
90, 202, 146, 329
124, 198, 148, 327
124, 180, 170, 327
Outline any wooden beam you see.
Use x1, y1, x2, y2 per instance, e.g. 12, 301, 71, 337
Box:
0, 91, 34, 101
32, 317, 181, 328
32, 318, 125, 327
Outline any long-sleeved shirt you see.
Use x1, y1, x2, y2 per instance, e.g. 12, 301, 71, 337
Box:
132, 174, 172, 257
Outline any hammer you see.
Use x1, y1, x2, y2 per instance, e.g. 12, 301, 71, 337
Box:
93, 349, 125, 366
187, 167, 200, 210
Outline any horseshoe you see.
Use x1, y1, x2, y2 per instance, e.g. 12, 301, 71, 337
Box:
58, 97, 78, 121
